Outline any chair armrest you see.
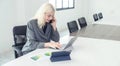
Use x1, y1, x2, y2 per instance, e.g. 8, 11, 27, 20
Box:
12, 44, 23, 57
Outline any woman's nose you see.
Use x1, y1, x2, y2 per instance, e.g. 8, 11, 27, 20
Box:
50, 17, 53, 20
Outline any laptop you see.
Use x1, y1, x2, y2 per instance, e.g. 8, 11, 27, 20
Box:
59, 37, 77, 51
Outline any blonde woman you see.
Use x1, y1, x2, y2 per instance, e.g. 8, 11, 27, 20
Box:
22, 3, 61, 54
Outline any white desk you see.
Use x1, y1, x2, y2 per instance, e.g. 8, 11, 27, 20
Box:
2, 37, 120, 66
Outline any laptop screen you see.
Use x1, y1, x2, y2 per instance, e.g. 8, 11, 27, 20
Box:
63, 37, 77, 50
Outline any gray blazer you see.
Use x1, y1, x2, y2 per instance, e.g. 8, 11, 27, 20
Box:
22, 19, 60, 54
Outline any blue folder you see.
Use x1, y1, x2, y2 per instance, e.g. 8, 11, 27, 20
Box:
50, 51, 71, 62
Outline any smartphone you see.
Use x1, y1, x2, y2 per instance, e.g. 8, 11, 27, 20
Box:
50, 20, 53, 23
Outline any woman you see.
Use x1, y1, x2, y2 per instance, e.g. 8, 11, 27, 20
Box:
22, 3, 61, 54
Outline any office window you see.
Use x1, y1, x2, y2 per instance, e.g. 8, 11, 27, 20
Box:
49, 0, 75, 11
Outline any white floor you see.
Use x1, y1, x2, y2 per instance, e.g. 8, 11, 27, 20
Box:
93, 18, 120, 26
0, 50, 14, 66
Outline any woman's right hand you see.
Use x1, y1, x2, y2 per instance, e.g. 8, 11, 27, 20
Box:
51, 17, 57, 31
44, 42, 61, 49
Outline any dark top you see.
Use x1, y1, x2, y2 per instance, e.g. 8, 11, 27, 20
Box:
22, 19, 60, 54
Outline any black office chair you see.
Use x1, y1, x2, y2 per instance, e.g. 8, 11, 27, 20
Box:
12, 25, 27, 58
93, 13, 98, 21
78, 17, 87, 28
67, 20, 79, 33
98, 12, 103, 19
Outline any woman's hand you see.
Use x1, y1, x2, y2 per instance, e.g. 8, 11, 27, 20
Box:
51, 17, 57, 31
44, 42, 61, 49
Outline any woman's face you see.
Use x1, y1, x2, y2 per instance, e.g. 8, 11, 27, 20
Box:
44, 11, 54, 23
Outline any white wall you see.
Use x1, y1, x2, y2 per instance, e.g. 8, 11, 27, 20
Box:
24, 0, 48, 22
56, 0, 83, 32
86, 0, 120, 25
0, 0, 17, 54
0, 0, 83, 54
81, 0, 91, 23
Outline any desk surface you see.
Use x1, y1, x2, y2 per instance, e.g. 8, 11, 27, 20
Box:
71, 24, 120, 41
2, 37, 120, 66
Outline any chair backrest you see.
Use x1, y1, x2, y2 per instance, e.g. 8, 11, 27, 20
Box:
78, 17, 87, 28
13, 25, 27, 45
67, 20, 79, 33
93, 14, 98, 21
13, 25, 27, 58
98, 12, 103, 19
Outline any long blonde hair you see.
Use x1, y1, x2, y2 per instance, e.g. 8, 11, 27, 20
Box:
33, 3, 55, 28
